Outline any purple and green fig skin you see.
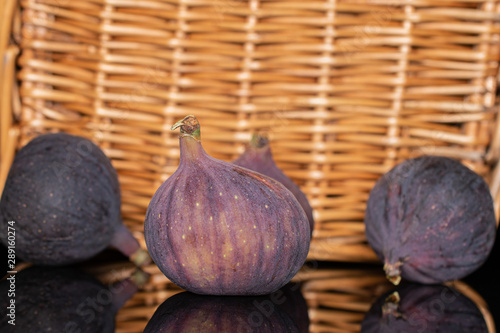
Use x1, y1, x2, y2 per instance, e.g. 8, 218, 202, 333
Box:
144, 115, 311, 296
364, 156, 497, 285
233, 134, 315, 238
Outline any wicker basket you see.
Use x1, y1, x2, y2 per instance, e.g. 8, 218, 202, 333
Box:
2, 0, 500, 262
3, 0, 500, 297
2, 1, 500, 331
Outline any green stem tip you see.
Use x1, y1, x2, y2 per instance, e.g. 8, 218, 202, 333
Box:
250, 133, 270, 149
130, 248, 152, 267
172, 115, 201, 141
130, 268, 151, 288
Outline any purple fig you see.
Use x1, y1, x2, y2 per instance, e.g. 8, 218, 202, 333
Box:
144, 115, 310, 295
233, 134, 315, 237
361, 283, 489, 332
0, 133, 149, 266
365, 156, 497, 285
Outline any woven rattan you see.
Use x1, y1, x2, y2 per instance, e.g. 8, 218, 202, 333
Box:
2, 0, 500, 331
2, 1, 500, 330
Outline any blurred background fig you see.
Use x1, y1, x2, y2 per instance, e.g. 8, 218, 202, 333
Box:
143, 282, 309, 333
144, 115, 310, 296
0, 133, 149, 266
361, 282, 489, 333
0, 265, 147, 333
364, 156, 497, 285
233, 134, 315, 238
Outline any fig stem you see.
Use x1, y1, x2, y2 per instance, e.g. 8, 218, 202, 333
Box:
382, 291, 405, 319
172, 115, 201, 141
130, 268, 151, 288
110, 224, 152, 267
130, 248, 152, 267
384, 260, 404, 285
109, 269, 150, 314
250, 133, 270, 149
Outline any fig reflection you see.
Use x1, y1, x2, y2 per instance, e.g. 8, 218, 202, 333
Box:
361, 282, 489, 333
0, 265, 144, 333
144, 282, 309, 332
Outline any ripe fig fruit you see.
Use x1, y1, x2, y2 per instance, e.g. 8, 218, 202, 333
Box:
364, 156, 497, 285
0, 133, 149, 266
233, 134, 315, 237
144, 115, 310, 295
361, 283, 489, 332
143, 283, 309, 333
0, 265, 147, 333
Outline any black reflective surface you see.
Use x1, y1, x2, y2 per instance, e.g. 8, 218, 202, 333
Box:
1, 234, 499, 333
144, 283, 309, 333
0, 257, 144, 333
361, 282, 489, 332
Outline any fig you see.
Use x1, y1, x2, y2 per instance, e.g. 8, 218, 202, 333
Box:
233, 134, 315, 237
364, 156, 497, 285
0, 265, 147, 332
143, 283, 309, 333
144, 115, 310, 295
361, 283, 489, 332
0, 133, 149, 266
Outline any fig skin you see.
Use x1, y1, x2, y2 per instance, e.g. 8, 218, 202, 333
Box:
143, 283, 308, 333
361, 283, 489, 333
0, 133, 147, 266
365, 156, 497, 285
233, 134, 315, 237
0, 265, 144, 333
144, 115, 311, 296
